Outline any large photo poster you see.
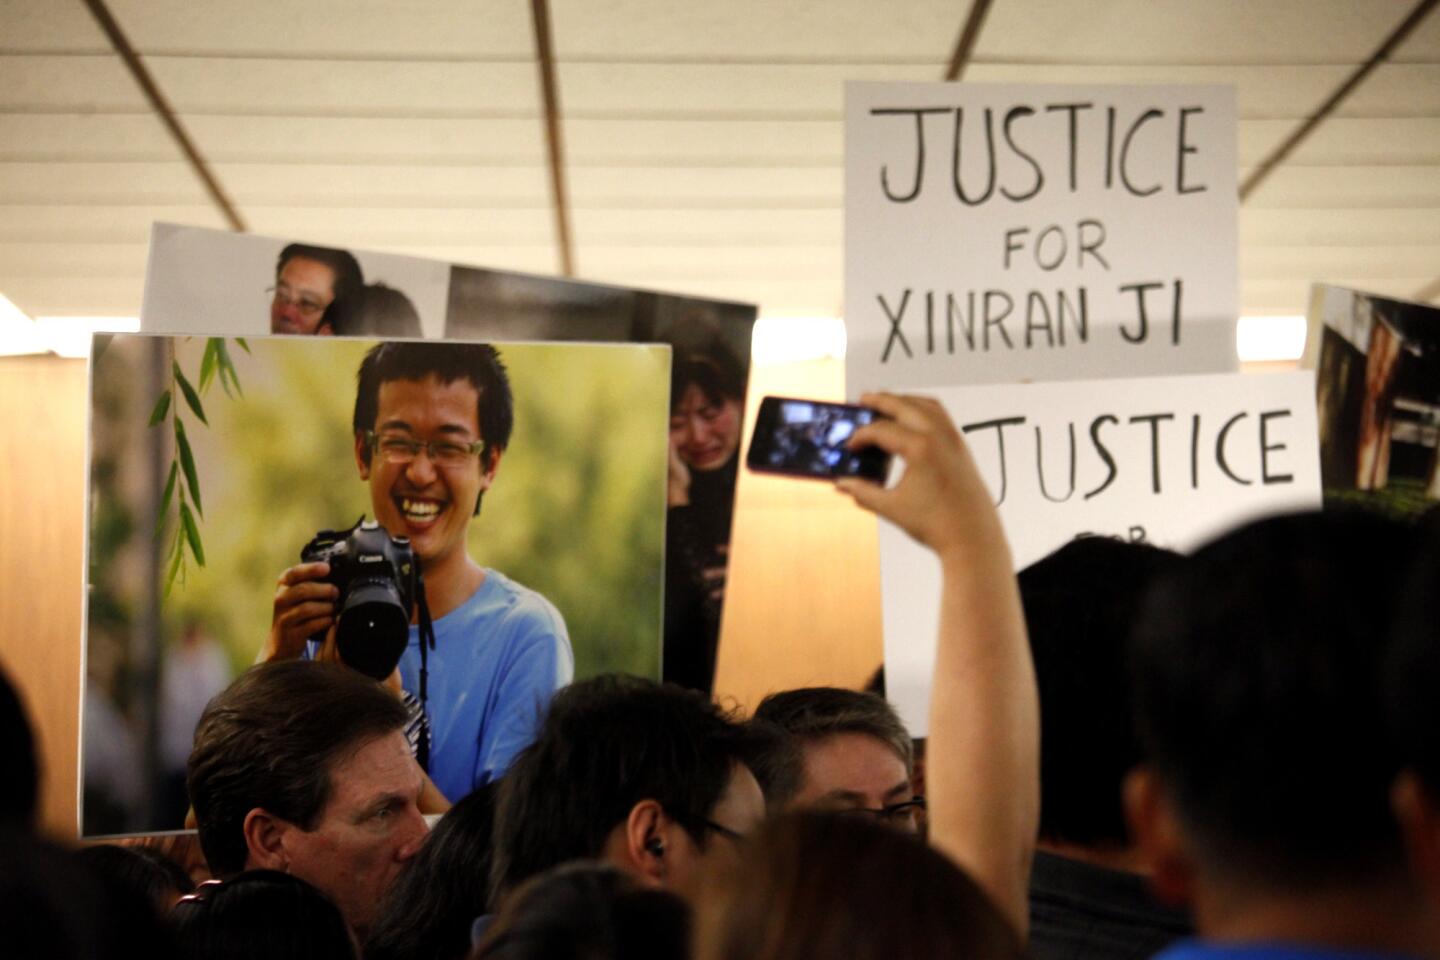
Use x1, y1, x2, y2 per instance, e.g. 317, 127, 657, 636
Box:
83, 334, 670, 836
142, 224, 757, 693
1307, 284, 1440, 518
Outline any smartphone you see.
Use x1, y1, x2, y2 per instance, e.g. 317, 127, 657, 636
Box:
746, 396, 891, 482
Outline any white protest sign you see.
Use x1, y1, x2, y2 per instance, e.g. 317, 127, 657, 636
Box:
846, 83, 1238, 394
882, 371, 1320, 736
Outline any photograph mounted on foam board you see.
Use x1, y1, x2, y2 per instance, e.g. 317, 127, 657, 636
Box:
83, 334, 669, 837
1308, 285, 1440, 521
142, 223, 758, 695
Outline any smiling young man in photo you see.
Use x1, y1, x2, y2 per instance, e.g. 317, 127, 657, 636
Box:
265, 342, 573, 803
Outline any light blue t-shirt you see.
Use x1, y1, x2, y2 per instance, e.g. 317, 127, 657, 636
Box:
400, 569, 573, 802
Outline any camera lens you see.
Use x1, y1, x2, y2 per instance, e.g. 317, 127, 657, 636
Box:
335, 577, 411, 680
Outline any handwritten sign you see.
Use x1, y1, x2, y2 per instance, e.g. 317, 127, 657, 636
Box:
846, 83, 1238, 394
880, 371, 1321, 735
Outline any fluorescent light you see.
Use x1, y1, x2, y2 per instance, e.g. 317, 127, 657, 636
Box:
33, 316, 141, 358
0, 294, 46, 356
1236, 315, 1307, 363
751, 316, 847, 365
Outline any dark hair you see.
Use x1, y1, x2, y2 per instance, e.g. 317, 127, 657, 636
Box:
327, 284, 423, 339
695, 812, 1020, 960
670, 350, 744, 413
171, 870, 355, 960
353, 340, 513, 463
739, 719, 803, 814
1130, 509, 1418, 890
474, 861, 689, 960
490, 675, 755, 900
0, 664, 38, 829
276, 243, 364, 305
1385, 507, 1440, 790
752, 687, 912, 808
1019, 536, 1182, 847
186, 661, 409, 877
365, 784, 499, 960
0, 830, 177, 960
75, 843, 194, 913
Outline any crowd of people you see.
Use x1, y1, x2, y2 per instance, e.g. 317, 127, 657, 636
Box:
3, 389, 1439, 960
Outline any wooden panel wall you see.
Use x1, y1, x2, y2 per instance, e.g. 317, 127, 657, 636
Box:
0, 355, 88, 837
712, 356, 884, 712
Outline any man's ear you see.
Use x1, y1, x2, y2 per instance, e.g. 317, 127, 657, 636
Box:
241, 808, 293, 872
480, 446, 503, 491
614, 799, 670, 887
1393, 770, 1440, 900
355, 431, 371, 480
1123, 767, 1195, 906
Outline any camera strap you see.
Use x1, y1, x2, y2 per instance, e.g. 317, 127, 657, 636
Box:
414, 575, 438, 774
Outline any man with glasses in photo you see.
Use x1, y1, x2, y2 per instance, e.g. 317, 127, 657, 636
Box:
268, 242, 364, 335
750, 686, 926, 832
263, 341, 573, 804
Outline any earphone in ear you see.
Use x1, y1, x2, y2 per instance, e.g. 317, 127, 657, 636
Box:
645, 837, 665, 857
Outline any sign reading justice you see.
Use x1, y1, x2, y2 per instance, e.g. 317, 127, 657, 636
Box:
880, 371, 1321, 735
846, 82, 1239, 393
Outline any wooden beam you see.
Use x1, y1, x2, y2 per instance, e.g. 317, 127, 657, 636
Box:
945, 0, 997, 81
1240, 0, 1439, 202
531, 0, 576, 277
82, 0, 247, 232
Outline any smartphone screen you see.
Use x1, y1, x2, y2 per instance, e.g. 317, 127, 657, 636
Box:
745, 396, 891, 482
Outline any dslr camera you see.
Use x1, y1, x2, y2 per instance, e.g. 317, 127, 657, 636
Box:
300, 517, 421, 680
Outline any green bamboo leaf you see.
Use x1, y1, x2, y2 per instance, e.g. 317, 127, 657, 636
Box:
199, 339, 219, 394
216, 340, 243, 398
234, 337, 251, 354
147, 389, 172, 427
174, 418, 203, 518
154, 460, 178, 539
164, 529, 184, 597
180, 501, 206, 567
173, 361, 208, 425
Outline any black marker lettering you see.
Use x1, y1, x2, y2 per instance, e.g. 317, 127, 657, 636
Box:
1084, 414, 1119, 499
1128, 412, 1175, 493
878, 290, 913, 362
1259, 409, 1294, 484
872, 108, 948, 202
962, 416, 1026, 506
1120, 108, 1164, 197
1002, 106, 1044, 202
1216, 411, 1252, 485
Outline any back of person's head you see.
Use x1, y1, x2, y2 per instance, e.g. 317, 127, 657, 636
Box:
326, 284, 423, 338
0, 830, 176, 960
75, 843, 194, 915
276, 243, 364, 302
491, 674, 753, 899
1386, 508, 1440, 794
740, 718, 803, 813
695, 812, 1020, 960
1130, 509, 1418, 891
1019, 536, 1181, 848
0, 664, 38, 829
474, 861, 689, 960
752, 687, 912, 808
186, 660, 409, 877
172, 869, 355, 960
365, 783, 499, 960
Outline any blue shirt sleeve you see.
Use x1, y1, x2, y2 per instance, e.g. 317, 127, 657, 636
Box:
473, 595, 574, 785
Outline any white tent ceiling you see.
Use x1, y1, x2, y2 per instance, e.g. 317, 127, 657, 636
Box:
1, 0, 1437, 324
